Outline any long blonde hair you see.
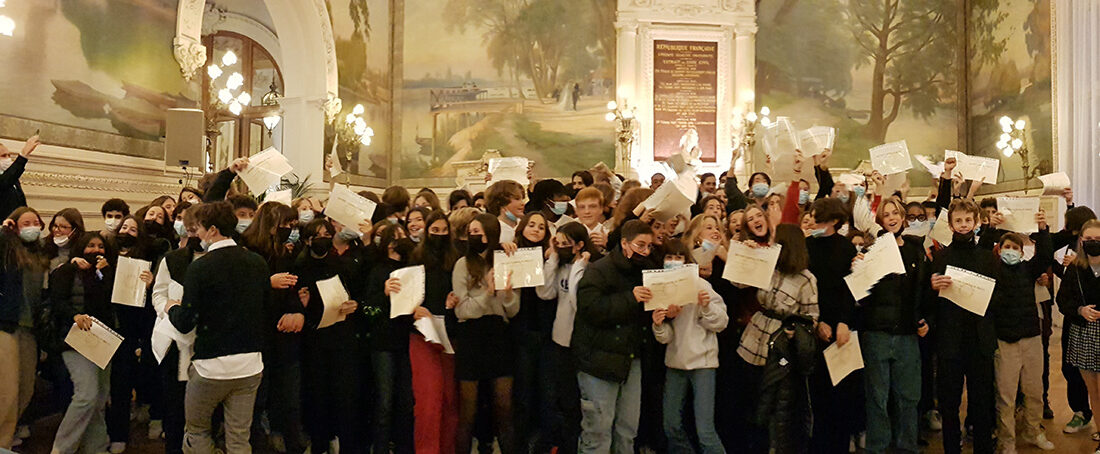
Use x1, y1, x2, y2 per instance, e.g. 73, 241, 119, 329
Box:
1074, 220, 1100, 268
682, 214, 721, 249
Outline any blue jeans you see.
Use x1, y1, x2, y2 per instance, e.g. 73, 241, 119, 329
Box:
577, 360, 641, 454
861, 331, 921, 454
664, 368, 725, 454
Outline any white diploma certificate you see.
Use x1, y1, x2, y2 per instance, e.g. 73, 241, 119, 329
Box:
798, 126, 836, 157
941, 266, 996, 316
642, 265, 699, 311
1039, 196, 1066, 232
414, 315, 454, 354
265, 189, 292, 206
844, 233, 906, 300
324, 184, 378, 230
869, 140, 913, 175
316, 275, 350, 328
494, 247, 545, 290
389, 265, 426, 318
1039, 172, 1071, 196
722, 243, 783, 290
997, 197, 1040, 233
915, 155, 945, 178
111, 256, 151, 308
946, 150, 999, 183
823, 331, 864, 386
65, 318, 124, 370
639, 176, 696, 222
929, 210, 954, 246
239, 148, 293, 195
488, 157, 530, 185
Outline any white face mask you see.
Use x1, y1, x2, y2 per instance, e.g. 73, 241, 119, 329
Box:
53, 235, 70, 247
104, 218, 121, 231
0, 157, 15, 171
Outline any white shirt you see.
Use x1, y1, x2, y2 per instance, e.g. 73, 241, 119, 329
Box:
191, 238, 265, 380
500, 222, 516, 244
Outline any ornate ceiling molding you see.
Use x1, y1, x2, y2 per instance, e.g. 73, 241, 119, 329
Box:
174, 0, 207, 81
21, 171, 182, 194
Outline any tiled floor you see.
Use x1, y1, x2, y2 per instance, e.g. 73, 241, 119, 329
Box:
13, 327, 1100, 453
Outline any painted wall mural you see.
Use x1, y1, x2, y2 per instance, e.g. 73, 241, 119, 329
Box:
967, 0, 1053, 184
755, 0, 961, 187
0, 0, 197, 148
326, 0, 393, 181
397, 0, 618, 181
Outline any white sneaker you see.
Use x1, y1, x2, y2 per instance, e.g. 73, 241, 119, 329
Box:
329, 438, 340, 454
15, 424, 30, 439
926, 410, 944, 431
109, 441, 126, 453
1030, 432, 1055, 451
148, 419, 163, 439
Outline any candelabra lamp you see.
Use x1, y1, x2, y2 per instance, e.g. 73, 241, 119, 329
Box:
730, 104, 771, 174
327, 103, 374, 180
605, 101, 638, 178
995, 115, 1041, 192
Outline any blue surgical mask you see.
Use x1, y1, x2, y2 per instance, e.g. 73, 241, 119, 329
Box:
751, 183, 770, 198
907, 220, 928, 237
18, 226, 41, 243
504, 210, 519, 223
837, 193, 850, 204
1000, 249, 1023, 266
809, 227, 827, 238
235, 218, 251, 233
287, 228, 300, 244
337, 229, 360, 242
974, 225, 981, 236
298, 210, 314, 224
174, 220, 187, 237
853, 186, 866, 199
550, 201, 568, 216
664, 260, 684, 269
798, 190, 809, 205
701, 239, 717, 252
199, 239, 211, 251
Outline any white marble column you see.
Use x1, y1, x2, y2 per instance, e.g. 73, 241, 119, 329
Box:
734, 23, 757, 180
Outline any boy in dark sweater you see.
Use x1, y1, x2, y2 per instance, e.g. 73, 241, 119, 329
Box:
167, 201, 271, 453
929, 199, 999, 454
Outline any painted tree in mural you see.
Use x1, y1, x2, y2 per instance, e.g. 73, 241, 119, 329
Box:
443, 0, 613, 101
847, 0, 958, 143
756, 0, 855, 104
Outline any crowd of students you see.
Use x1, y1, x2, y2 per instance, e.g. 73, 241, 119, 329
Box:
0, 136, 1099, 454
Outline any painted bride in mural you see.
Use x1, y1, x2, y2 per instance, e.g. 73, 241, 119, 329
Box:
399, 0, 617, 180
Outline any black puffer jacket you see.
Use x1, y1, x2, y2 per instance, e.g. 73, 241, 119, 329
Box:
991, 229, 1052, 342
572, 246, 649, 383
930, 236, 1000, 357
859, 234, 929, 335
756, 315, 816, 454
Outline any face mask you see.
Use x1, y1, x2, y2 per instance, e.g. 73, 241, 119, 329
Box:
173, 220, 187, 237
53, 235, 70, 247
629, 251, 652, 268
310, 237, 333, 256
427, 233, 449, 250
298, 210, 315, 224
394, 238, 416, 258
751, 183, 770, 198
144, 219, 162, 235
337, 229, 360, 242
557, 246, 576, 264
907, 220, 929, 237
186, 236, 203, 252
467, 234, 488, 254
287, 228, 300, 244
837, 193, 850, 204
550, 201, 568, 216
82, 253, 101, 265
504, 210, 519, 223
116, 233, 137, 248
700, 239, 717, 252
199, 239, 211, 251
235, 218, 252, 233
1000, 249, 1023, 265
952, 231, 975, 244
410, 233, 421, 243
664, 260, 684, 269
853, 186, 866, 199
973, 226, 982, 236
798, 190, 809, 205
0, 157, 14, 171
454, 239, 469, 255
18, 226, 40, 243
809, 227, 827, 238
276, 227, 292, 244
104, 218, 121, 231
1084, 240, 1100, 257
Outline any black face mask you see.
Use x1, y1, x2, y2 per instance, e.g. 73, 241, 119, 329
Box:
628, 251, 652, 269
426, 233, 449, 251
557, 246, 576, 264
276, 227, 292, 244
82, 252, 101, 265
186, 236, 202, 252
310, 237, 333, 256
454, 239, 469, 256
143, 220, 161, 236
116, 234, 137, 248
467, 235, 488, 254
393, 238, 416, 258
1084, 240, 1100, 257
952, 231, 975, 245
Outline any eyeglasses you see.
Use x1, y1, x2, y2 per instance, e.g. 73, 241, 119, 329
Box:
629, 241, 653, 253
52, 224, 73, 233
906, 215, 928, 222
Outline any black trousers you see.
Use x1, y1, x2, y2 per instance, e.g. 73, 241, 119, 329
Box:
160, 344, 187, 454
252, 341, 308, 454
937, 347, 995, 454
302, 342, 366, 453
107, 337, 139, 442
810, 351, 865, 454
553, 344, 581, 454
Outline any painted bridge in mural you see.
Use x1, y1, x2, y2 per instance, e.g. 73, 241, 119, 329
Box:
429, 87, 524, 114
